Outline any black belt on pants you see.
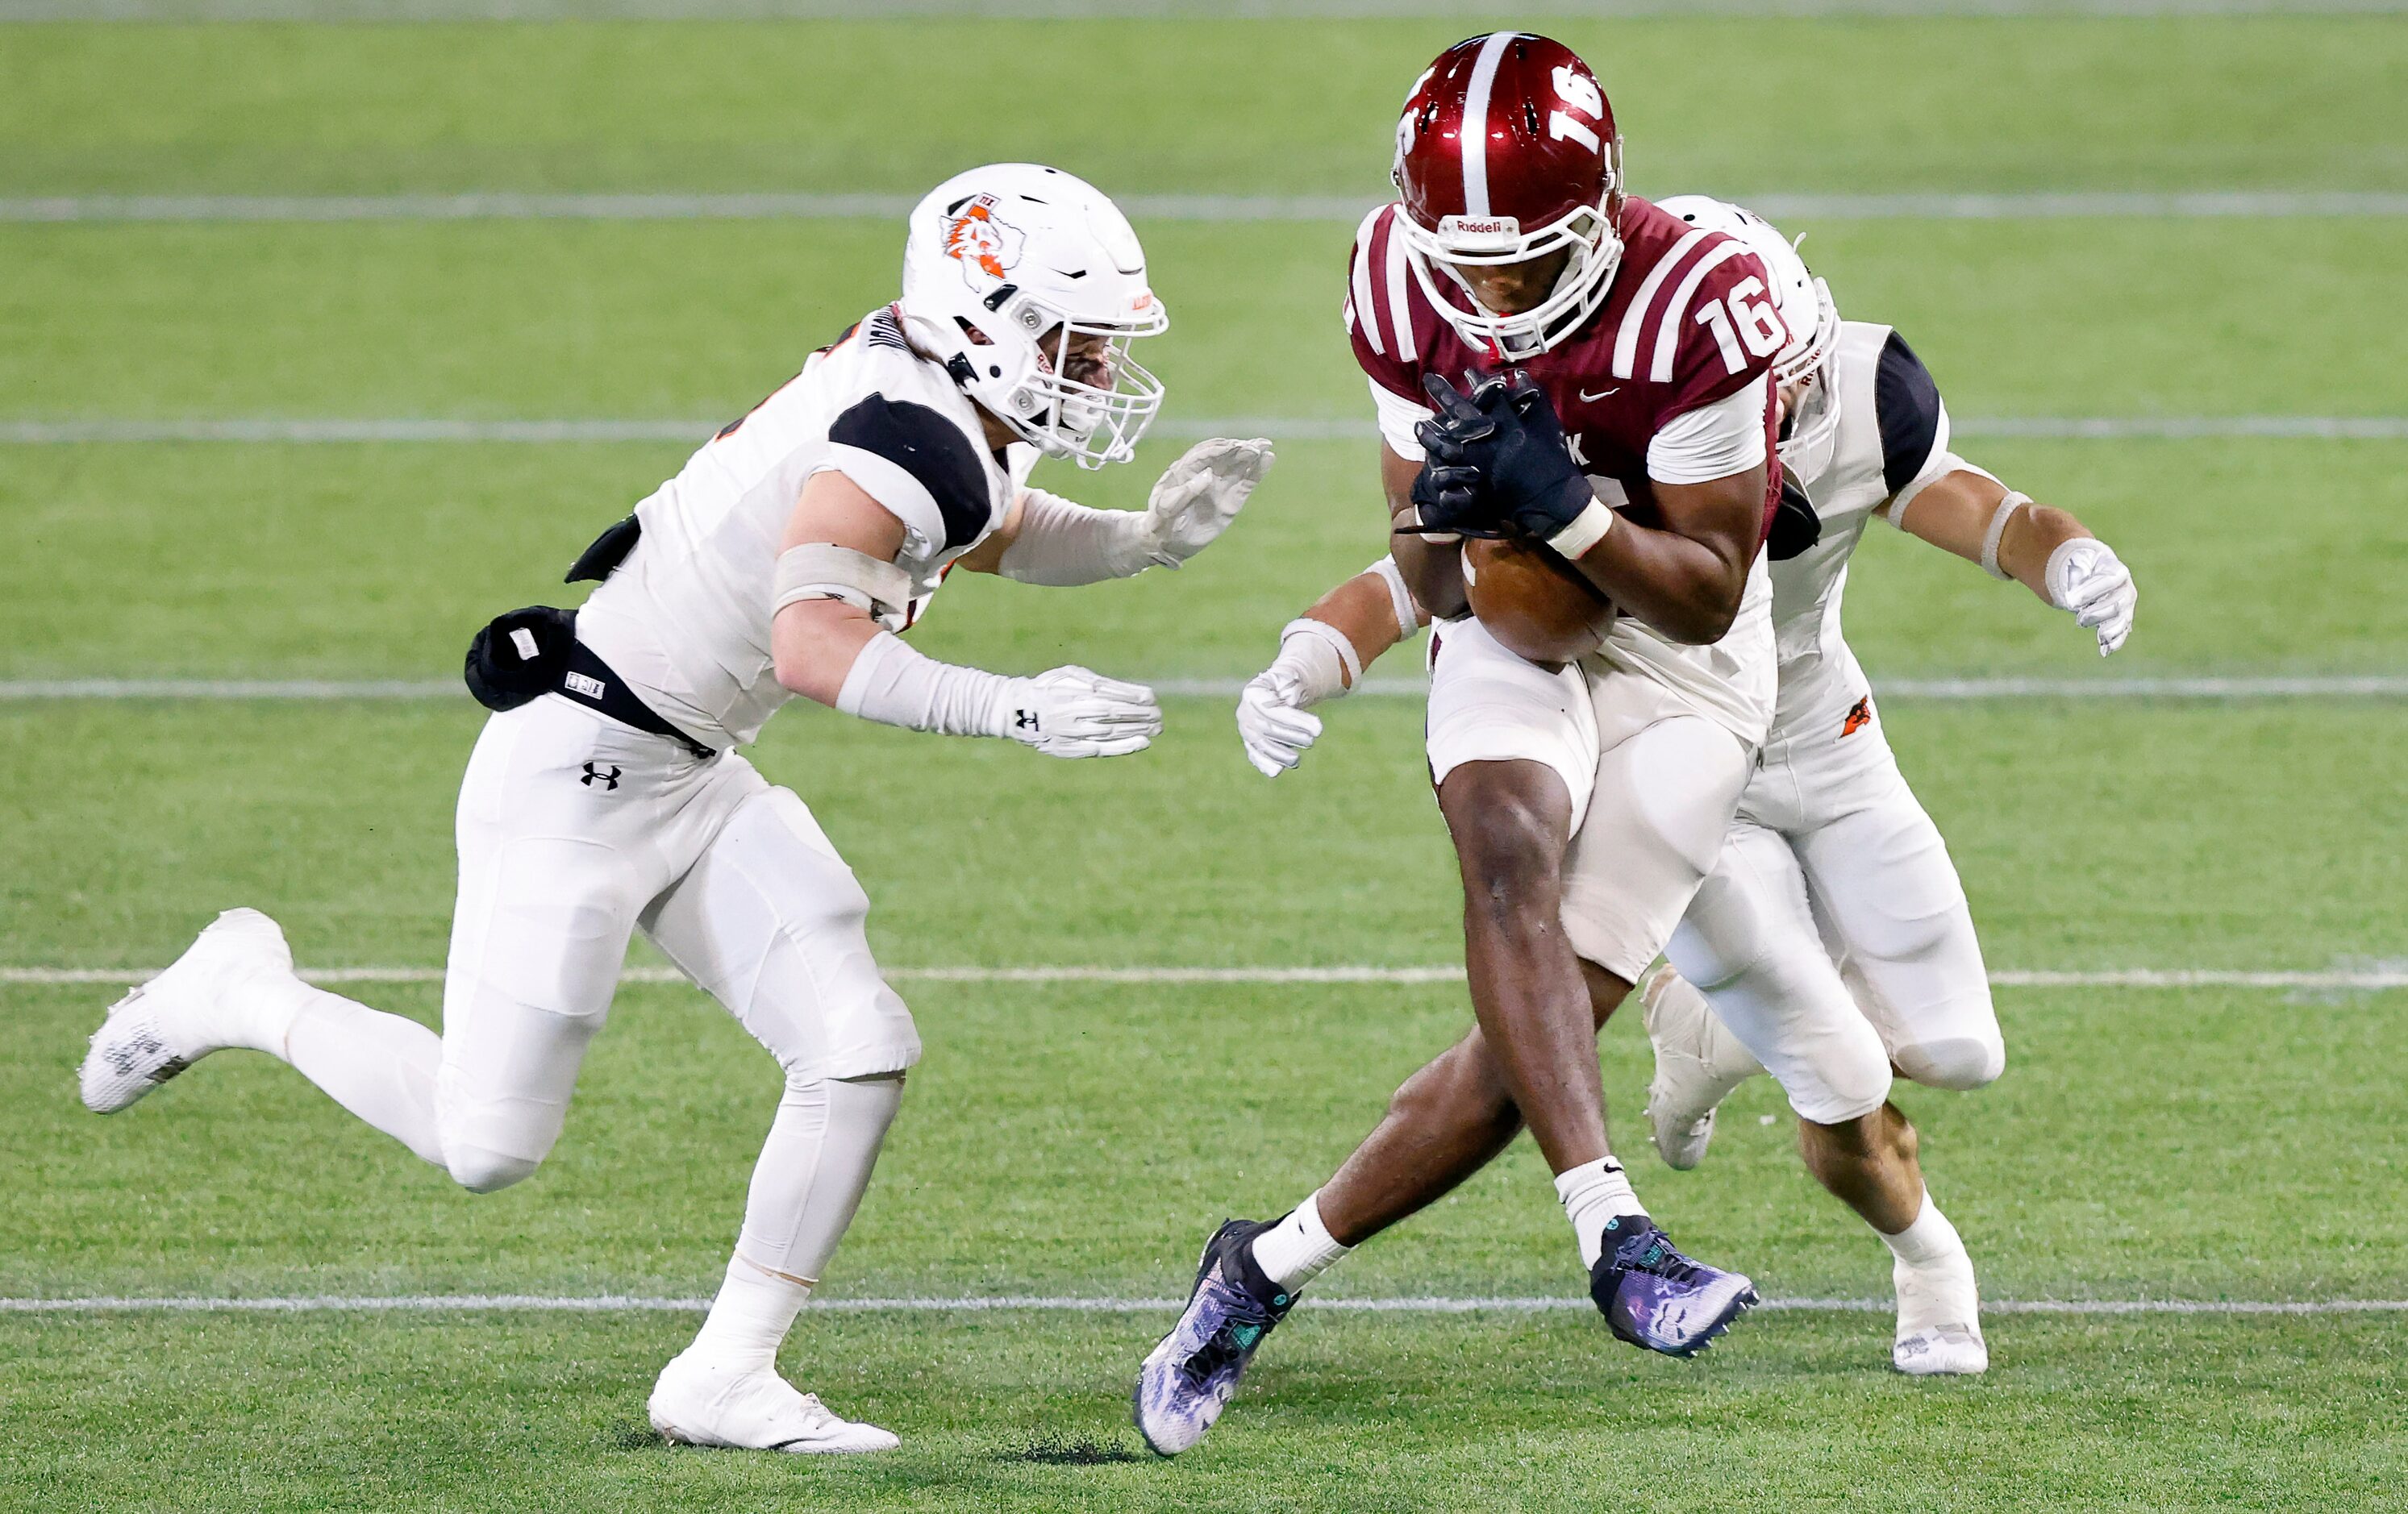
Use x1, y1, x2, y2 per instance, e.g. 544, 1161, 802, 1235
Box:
560, 641, 717, 761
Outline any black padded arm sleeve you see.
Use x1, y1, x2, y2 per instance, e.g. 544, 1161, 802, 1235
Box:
1874, 331, 1947, 497
828, 394, 993, 552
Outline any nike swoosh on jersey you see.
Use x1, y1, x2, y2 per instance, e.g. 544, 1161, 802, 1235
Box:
1579, 387, 1621, 401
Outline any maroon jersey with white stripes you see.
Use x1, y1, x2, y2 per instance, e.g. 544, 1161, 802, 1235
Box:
1346, 193, 1785, 524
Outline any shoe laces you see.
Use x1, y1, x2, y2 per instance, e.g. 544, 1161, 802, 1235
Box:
1180, 1279, 1275, 1387
1614, 1227, 1705, 1287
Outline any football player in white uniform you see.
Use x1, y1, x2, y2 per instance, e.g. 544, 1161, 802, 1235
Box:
1235, 197, 2134, 1378
79, 163, 1273, 1453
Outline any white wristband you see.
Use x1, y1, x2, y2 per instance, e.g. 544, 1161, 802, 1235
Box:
1278, 618, 1360, 703
1364, 555, 1422, 641
1546, 498, 1616, 560
834, 630, 1012, 738
1980, 491, 2031, 581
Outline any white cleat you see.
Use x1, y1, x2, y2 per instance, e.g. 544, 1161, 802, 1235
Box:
1893, 1245, 1987, 1375
648, 1352, 899, 1454
1894, 1323, 1989, 1376
1639, 963, 1764, 1171
79, 908, 294, 1113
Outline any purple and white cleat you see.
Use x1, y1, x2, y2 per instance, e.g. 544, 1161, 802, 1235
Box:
1589, 1215, 1758, 1357
1133, 1218, 1297, 1457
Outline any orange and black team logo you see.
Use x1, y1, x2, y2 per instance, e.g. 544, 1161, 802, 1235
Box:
942, 193, 1026, 289
1841, 696, 1874, 738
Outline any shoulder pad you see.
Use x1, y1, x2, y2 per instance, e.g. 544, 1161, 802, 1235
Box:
829, 393, 991, 552
1873, 331, 1945, 496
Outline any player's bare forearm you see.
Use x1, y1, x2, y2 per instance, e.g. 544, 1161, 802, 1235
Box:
1886, 468, 2098, 604
1566, 466, 1764, 644
771, 597, 885, 706
1302, 568, 1422, 678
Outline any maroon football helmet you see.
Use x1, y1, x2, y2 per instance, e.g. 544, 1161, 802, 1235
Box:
1391, 32, 1624, 359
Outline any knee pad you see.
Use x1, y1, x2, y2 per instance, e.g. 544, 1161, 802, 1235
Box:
444, 1142, 544, 1194
1894, 1033, 2006, 1092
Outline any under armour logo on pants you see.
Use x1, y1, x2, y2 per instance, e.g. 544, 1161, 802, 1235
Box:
581, 763, 622, 790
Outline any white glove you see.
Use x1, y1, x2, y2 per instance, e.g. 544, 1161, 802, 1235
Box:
997, 667, 1161, 759
2044, 539, 2138, 656
1135, 437, 1274, 569
1235, 621, 1354, 777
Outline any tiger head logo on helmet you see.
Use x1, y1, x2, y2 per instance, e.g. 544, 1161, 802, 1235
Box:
940, 194, 1027, 290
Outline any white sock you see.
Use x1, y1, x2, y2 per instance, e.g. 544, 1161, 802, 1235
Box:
1555, 1158, 1648, 1268
197, 959, 314, 1056
1880, 1192, 1978, 1333
273, 980, 448, 1168
687, 1253, 812, 1375
679, 1073, 902, 1376
1878, 1192, 1964, 1267
1248, 1192, 1352, 1291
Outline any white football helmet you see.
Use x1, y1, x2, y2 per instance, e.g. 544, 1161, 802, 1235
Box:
898, 164, 1168, 469
1656, 195, 1841, 474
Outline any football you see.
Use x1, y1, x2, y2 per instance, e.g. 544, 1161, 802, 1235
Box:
1462, 537, 1618, 665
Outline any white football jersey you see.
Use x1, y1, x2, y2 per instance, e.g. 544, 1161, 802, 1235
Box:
577, 306, 1038, 749
1764, 319, 1958, 742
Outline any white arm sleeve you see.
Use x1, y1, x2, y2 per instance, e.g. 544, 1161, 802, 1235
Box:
834, 630, 1010, 738
996, 489, 1149, 585
1370, 379, 1433, 461
1645, 374, 1770, 485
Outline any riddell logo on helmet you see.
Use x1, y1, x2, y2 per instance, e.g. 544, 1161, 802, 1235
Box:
1440, 215, 1520, 238
942, 194, 1026, 289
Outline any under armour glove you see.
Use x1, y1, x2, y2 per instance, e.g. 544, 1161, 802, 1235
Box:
998, 666, 1164, 759
2043, 539, 2138, 656
1410, 373, 1614, 558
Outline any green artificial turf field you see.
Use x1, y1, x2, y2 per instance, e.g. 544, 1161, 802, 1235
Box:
2, 9, 2404, 1511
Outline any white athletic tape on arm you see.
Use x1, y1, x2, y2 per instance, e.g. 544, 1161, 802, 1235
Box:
997, 489, 1151, 585
775, 543, 914, 628
1546, 499, 1616, 560
1884, 451, 2000, 532
834, 630, 1010, 738
1364, 555, 1422, 641
1980, 491, 2033, 581
1281, 618, 1360, 701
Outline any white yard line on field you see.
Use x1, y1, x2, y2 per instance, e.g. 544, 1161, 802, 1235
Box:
12, 0, 2408, 21
15, 2, 2408, 23
4, 417, 2403, 445
6, 191, 2408, 223
6, 674, 2407, 701
2, 1291, 2402, 1315
6, 965, 2405, 988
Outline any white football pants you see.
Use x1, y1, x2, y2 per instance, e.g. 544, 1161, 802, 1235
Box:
273, 695, 919, 1283
1663, 704, 2004, 1125
1424, 615, 1759, 983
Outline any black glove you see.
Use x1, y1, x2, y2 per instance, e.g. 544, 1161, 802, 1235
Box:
464, 605, 576, 712
1404, 372, 1597, 547
1767, 474, 1822, 561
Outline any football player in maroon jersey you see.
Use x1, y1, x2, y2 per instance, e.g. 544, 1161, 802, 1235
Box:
1139, 34, 1793, 1454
